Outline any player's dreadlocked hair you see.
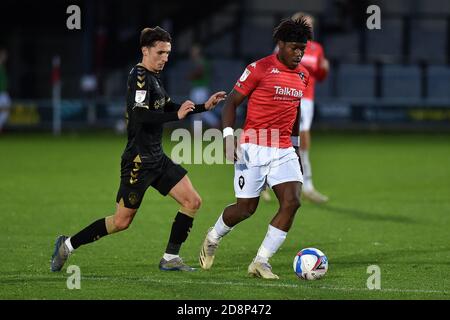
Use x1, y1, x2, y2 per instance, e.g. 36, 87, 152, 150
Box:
273, 16, 313, 44
140, 26, 172, 47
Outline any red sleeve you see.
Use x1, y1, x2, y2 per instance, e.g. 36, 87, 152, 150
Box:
305, 71, 311, 90
315, 46, 328, 82
233, 62, 263, 96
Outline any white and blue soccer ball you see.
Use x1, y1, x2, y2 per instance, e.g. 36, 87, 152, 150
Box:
293, 248, 328, 280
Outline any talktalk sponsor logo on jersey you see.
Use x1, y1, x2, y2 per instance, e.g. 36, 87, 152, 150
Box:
274, 86, 303, 98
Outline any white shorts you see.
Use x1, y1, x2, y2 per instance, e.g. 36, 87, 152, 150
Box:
234, 143, 303, 198
300, 98, 314, 132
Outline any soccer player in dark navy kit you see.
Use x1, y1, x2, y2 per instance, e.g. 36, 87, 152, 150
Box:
51, 26, 226, 272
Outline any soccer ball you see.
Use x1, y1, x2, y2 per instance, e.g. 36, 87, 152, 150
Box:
293, 248, 328, 280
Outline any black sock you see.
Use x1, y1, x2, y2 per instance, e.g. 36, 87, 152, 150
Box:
70, 218, 108, 249
165, 212, 194, 255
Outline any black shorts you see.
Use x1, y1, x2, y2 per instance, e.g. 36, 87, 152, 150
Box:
116, 154, 187, 209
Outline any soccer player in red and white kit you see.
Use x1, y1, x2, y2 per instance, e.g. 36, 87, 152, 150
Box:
295, 12, 329, 203
199, 17, 312, 279
263, 12, 330, 203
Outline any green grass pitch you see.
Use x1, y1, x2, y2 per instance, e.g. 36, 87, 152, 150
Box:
0, 131, 449, 299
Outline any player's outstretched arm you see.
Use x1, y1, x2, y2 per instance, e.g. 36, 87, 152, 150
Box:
222, 89, 246, 129
133, 101, 194, 124
166, 91, 226, 117
205, 91, 227, 110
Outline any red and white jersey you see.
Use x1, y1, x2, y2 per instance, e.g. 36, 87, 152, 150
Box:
273, 40, 327, 100
234, 54, 309, 148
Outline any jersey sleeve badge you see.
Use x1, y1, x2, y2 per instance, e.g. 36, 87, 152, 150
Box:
135, 90, 147, 103
239, 68, 251, 82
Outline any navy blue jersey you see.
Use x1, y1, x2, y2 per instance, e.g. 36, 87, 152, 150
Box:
121, 63, 180, 168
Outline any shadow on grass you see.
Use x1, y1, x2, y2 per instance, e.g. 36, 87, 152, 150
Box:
331, 246, 450, 267
314, 204, 418, 224
0, 276, 64, 285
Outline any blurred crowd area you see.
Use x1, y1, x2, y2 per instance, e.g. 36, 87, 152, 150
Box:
0, 0, 449, 131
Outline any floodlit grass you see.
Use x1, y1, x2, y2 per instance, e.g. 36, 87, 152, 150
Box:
0, 131, 449, 299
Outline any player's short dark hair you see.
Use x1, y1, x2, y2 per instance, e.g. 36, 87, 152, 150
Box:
273, 16, 313, 44
140, 26, 172, 47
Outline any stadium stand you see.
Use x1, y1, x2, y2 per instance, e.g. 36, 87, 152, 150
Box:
2, 0, 449, 131
410, 18, 447, 64
381, 64, 422, 103
337, 64, 376, 103
427, 65, 450, 104
366, 18, 403, 63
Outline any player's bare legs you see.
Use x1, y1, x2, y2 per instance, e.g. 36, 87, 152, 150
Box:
52, 173, 201, 273
158, 175, 201, 271
270, 181, 302, 231
199, 197, 259, 269
222, 197, 260, 227
300, 130, 328, 203
200, 181, 302, 279
168, 175, 202, 213
247, 181, 301, 279
111, 205, 138, 231
51, 204, 137, 272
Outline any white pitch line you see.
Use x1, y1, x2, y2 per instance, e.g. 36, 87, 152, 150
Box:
1, 274, 448, 295
85, 276, 449, 295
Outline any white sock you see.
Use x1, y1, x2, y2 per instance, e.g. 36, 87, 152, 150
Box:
208, 213, 233, 243
300, 149, 314, 191
254, 225, 287, 263
65, 237, 74, 253
163, 253, 179, 261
